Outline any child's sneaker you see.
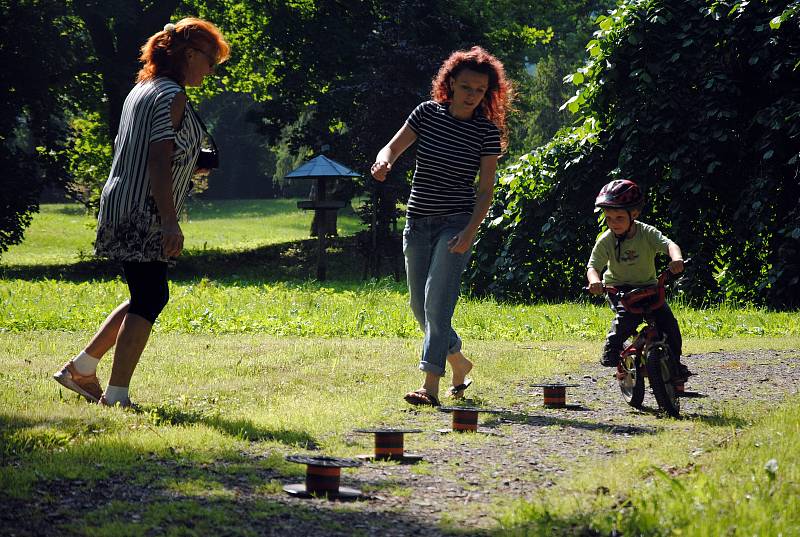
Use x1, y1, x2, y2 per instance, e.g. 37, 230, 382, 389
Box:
600, 354, 620, 367
53, 362, 102, 403
674, 363, 693, 383
600, 344, 620, 367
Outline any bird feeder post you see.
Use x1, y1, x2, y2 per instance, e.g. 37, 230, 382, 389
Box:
315, 176, 328, 280
285, 155, 360, 282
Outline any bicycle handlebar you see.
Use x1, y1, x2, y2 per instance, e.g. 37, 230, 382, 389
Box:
583, 257, 692, 296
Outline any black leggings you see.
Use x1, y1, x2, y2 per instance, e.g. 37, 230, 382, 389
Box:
122, 261, 169, 324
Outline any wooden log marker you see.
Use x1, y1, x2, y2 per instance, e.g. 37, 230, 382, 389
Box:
437, 406, 505, 434
353, 427, 424, 463
531, 383, 580, 408
284, 455, 363, 500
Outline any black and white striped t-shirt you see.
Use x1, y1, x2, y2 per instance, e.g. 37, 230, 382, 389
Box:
95, 76, 203, 262
405, 100, 501, 219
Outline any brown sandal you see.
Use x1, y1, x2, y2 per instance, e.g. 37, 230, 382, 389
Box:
447, 379, 473, 399
403, 389, 440, 407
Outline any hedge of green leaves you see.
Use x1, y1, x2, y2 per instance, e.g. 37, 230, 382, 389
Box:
469, 0, 800, 308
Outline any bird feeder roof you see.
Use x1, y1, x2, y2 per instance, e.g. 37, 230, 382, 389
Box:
285, 155, 361, 179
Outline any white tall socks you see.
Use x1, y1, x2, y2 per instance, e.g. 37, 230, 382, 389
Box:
71, 350, 132, 406
103, 385, 130, 405
71, 350, 100, 376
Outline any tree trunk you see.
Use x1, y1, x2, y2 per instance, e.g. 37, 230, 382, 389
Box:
73, 0, 179, 137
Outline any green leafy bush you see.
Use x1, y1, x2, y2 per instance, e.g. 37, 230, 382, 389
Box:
470, 0, 800, 308
61, 112, 112, 211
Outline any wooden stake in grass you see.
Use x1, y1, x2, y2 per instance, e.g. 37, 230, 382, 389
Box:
437, 406, 506, 434
283, 455, 363, 500
531, 383, 580, 408
354, 427, 424, 463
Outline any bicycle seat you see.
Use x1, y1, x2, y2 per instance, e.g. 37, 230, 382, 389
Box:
620, 285, 666, 314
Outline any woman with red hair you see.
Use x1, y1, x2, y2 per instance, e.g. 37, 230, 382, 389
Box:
371, 46, 513, 406
54, 18, 229, 408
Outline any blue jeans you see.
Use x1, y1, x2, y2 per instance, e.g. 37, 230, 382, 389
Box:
403, 213, 473, 377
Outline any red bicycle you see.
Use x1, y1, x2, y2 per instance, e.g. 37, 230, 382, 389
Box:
588, 261, 691, 418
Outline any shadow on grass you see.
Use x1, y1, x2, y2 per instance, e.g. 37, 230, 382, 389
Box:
1, 443, 487, 537
1, 236, 403, 287
0, 405, 317, 468
49, 204, 89, 216
488, 412, 659, 436
184, 197, 364, 223
486, 512, 604, 537
143, 403, 318, 449
0, 413, 119, 465
183, 198, 308, 220
489, 406, 750, 433
685, 411, 751, 428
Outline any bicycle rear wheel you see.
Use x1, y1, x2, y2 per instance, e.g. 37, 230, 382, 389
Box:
645, 345, 680, 417
618, 354, 644, 408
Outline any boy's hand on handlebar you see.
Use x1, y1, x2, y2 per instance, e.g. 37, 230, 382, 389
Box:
668, 259, 684, 274
588, 281, 605, 295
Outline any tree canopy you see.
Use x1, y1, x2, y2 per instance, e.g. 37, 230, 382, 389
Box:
0, 0, 87, 256
2, 0, 584, 256
4, 0, 799, 309
246, 0, 607, 252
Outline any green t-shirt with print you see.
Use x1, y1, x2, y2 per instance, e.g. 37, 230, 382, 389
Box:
587, 221, 673, 286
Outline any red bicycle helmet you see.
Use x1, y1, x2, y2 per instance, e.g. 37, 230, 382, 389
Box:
594, 179, 645, 211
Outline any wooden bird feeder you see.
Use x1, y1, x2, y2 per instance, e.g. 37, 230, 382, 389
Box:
284, 155, 360, 280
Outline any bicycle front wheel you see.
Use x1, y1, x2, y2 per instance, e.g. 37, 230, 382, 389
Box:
645, 345, 680, 418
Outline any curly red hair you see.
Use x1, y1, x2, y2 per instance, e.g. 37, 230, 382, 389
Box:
431, 46, 514, 150
137, 17, 230, 84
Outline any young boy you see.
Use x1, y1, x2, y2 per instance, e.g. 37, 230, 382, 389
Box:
586, 179, 692, 381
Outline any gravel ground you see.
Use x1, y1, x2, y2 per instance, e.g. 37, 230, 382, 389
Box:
4, 349, 799, 537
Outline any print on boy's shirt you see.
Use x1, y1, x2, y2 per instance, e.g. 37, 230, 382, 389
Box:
620, 249, 639, 264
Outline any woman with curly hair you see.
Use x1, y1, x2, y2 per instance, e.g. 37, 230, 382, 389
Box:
371, 46, 514, 406
54, 18, 229, 408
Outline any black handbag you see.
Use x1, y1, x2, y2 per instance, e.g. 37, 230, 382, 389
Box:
191, 104, 219, 170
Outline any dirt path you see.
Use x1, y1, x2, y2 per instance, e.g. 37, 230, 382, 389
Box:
330, 348, 800, 536
4, 349, 799, 537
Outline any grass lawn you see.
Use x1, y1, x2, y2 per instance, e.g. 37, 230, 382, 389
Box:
496, 388, 800, 536
2, 199, 364, 266
1, 200, 798, 536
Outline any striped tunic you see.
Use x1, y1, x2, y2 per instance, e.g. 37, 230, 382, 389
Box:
95, 76, 202, 262
405, 100, 501, 218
